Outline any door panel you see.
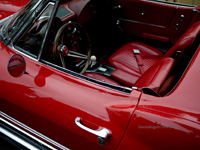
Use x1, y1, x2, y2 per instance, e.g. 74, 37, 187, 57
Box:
117, 0, 177, 27
0, 40, 140, 149
114, 0, 200, 43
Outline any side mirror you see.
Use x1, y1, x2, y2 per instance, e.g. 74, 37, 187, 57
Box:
7, 54, 26, 77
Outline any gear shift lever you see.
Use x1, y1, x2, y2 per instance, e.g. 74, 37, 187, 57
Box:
90, 55, 96, 68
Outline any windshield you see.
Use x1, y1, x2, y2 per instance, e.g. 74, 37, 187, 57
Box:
2, 0, 43, 39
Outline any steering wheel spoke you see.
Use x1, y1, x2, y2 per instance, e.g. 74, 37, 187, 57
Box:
68, 50, 88, 59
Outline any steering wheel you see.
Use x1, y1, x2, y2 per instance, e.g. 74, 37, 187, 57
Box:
53, 21, 91, 74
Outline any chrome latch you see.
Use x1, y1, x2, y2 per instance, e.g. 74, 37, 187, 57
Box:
75, 117, 111, 146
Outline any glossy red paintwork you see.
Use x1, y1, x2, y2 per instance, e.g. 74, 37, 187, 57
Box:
0, 0, 29, 20
118, 108, 200, 149
1, 0, 200, 149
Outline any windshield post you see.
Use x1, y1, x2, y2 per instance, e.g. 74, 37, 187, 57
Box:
38, 0, 61, 61
1, 0, 44, 45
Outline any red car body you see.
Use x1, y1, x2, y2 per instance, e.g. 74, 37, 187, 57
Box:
0, 0, 200, 149
0, 0, 29, 19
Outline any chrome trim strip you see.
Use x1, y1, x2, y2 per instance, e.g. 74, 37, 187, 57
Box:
1, 127, 39, 150
132, 86, 138, 90
0, 111, 70, 150
119, 18, 167, 29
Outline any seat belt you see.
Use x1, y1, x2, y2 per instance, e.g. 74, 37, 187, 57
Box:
133, 49, 145, 74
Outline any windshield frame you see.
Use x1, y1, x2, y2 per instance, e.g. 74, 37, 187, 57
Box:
1, 0, 43, 43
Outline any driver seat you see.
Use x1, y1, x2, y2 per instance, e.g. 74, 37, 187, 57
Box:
109, 21, 200, 86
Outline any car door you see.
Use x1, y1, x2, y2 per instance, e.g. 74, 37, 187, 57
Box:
113, 0, 200, 43
0, 1, 141, 149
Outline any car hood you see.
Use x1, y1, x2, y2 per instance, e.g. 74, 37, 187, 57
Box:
0, 0, 30, 20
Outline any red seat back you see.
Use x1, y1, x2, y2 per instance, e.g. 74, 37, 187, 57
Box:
134, 57, 174, 92
164, 21, 200, 58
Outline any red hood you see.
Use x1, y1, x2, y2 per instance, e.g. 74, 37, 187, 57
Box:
0, 0, 30, 20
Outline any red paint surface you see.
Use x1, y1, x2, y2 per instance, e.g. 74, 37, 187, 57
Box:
0, 0, 29, 19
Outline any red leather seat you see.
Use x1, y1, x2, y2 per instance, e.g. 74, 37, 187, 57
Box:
109, 21, 200, 86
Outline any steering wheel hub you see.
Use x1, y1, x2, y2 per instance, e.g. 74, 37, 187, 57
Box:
59, 45, 69, 56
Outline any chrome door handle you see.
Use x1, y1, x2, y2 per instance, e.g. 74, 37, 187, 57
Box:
75, 117, 111, 139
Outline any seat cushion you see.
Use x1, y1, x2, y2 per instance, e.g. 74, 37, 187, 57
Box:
134, 57, 175, 92
109, 42, 163, 74
84, 73, 120, 86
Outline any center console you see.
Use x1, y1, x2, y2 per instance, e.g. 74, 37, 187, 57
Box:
86, 61, 115, 76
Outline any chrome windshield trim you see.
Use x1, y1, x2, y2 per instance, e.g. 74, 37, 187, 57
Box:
2, 0, 43, 39
0, 111, 70, 150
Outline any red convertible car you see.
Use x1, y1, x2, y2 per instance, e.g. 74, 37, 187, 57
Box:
1, 0, 200, 149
